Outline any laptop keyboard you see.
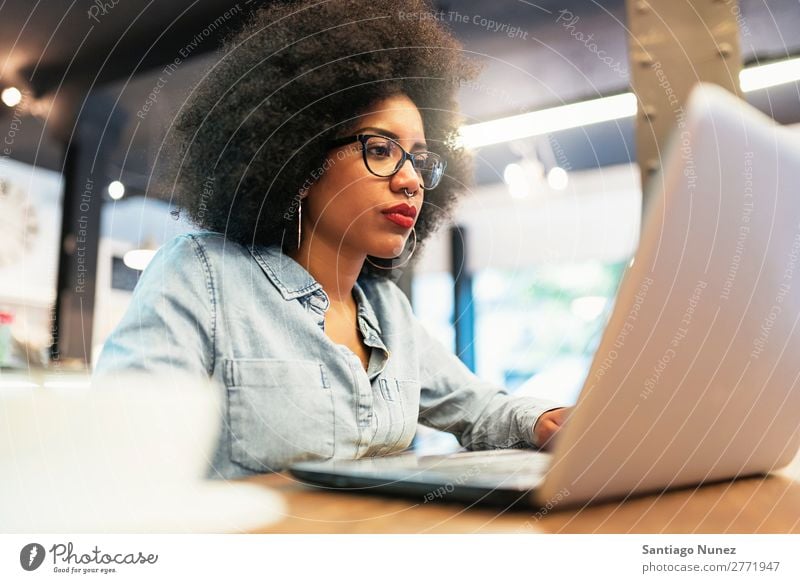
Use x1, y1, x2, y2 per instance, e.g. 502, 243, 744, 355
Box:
416, 450, 551, 488
418, 450, 550, 474
292, 449, 553, 492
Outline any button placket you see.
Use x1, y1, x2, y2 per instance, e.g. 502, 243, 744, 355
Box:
338, 344, 374, 457
305, 290, 330, 331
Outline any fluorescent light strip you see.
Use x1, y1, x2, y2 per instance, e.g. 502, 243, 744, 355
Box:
459, 57, 800, 149
458, 93, 637, 149
740, 56, 800, 92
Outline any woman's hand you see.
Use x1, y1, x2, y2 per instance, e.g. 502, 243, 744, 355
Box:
532, 407, 571, 451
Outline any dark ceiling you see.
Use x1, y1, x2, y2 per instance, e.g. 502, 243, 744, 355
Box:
5, 1, 798, 104
1, 0, 252, 97
1, 0, 799, 190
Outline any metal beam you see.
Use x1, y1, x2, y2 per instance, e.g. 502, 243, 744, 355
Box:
626, 0, 743, 198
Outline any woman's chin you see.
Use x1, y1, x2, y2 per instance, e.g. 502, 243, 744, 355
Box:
368, 235, 407, 259
368, 239, 407, 259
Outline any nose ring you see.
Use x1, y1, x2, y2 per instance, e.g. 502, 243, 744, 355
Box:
403, 188, 418, 198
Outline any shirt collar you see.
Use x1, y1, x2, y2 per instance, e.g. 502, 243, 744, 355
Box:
248, 244, 383, 336
249, 244, 324, 300
352, 278, 383, 337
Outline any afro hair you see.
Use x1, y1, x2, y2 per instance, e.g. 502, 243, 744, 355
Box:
166, 0, 481, 275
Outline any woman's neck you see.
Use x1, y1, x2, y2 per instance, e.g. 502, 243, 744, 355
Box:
288, 236, 364, 304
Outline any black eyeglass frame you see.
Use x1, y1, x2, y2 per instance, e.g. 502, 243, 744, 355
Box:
326, 133, 446, 190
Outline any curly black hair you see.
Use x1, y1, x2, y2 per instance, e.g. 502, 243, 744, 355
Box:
164, 0, 480, 275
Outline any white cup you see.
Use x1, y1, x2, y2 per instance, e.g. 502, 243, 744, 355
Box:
0, 371, 222, 526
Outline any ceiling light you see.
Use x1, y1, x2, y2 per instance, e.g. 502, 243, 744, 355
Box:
458, 93, 637, 149
1, 87, 22, 107
457, 57, 800, 150
108, 181, 125, 200
503, 163, 530, 199
740, 57, 800, 92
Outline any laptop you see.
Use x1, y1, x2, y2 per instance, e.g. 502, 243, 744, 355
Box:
289, 83, 800, 509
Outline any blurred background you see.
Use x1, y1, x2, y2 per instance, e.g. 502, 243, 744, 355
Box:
1, 0, 799, 452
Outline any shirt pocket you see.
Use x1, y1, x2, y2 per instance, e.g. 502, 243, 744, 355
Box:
376, 377, 421, 454
223, 358, 334, 472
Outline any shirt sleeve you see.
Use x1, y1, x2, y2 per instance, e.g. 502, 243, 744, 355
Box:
92, 234, 215, 381
413, 314, 564, 450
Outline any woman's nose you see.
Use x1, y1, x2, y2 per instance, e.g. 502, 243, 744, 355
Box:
392, 158, 421, 191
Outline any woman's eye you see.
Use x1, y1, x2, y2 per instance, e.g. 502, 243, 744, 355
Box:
367, 144, 392, 158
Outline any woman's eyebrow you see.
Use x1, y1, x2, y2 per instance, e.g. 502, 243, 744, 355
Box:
356, 126, 428, 150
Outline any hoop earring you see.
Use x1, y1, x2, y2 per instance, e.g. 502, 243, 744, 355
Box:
365, 228, 417, 270
296, 201, 302, 250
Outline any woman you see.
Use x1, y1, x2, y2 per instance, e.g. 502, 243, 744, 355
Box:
94, 0, 569, 479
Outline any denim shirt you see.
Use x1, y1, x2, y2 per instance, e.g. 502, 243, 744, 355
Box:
93, 232, 562, 479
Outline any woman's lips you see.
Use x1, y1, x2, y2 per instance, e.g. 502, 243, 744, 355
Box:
382, 203, 417, 229
384, 213, 415, 228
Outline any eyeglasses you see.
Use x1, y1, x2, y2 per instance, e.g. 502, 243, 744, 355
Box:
327, 134, 446, 190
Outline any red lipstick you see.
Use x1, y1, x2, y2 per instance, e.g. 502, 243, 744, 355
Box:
382, 203, 417, 229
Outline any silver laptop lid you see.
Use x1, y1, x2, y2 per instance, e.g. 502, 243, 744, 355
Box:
540, 83, 800, 506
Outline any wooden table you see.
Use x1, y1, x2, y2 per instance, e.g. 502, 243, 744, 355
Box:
246, 451, 800, 533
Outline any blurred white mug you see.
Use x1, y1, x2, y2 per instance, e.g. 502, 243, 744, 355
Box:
0, 371, 230, 531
